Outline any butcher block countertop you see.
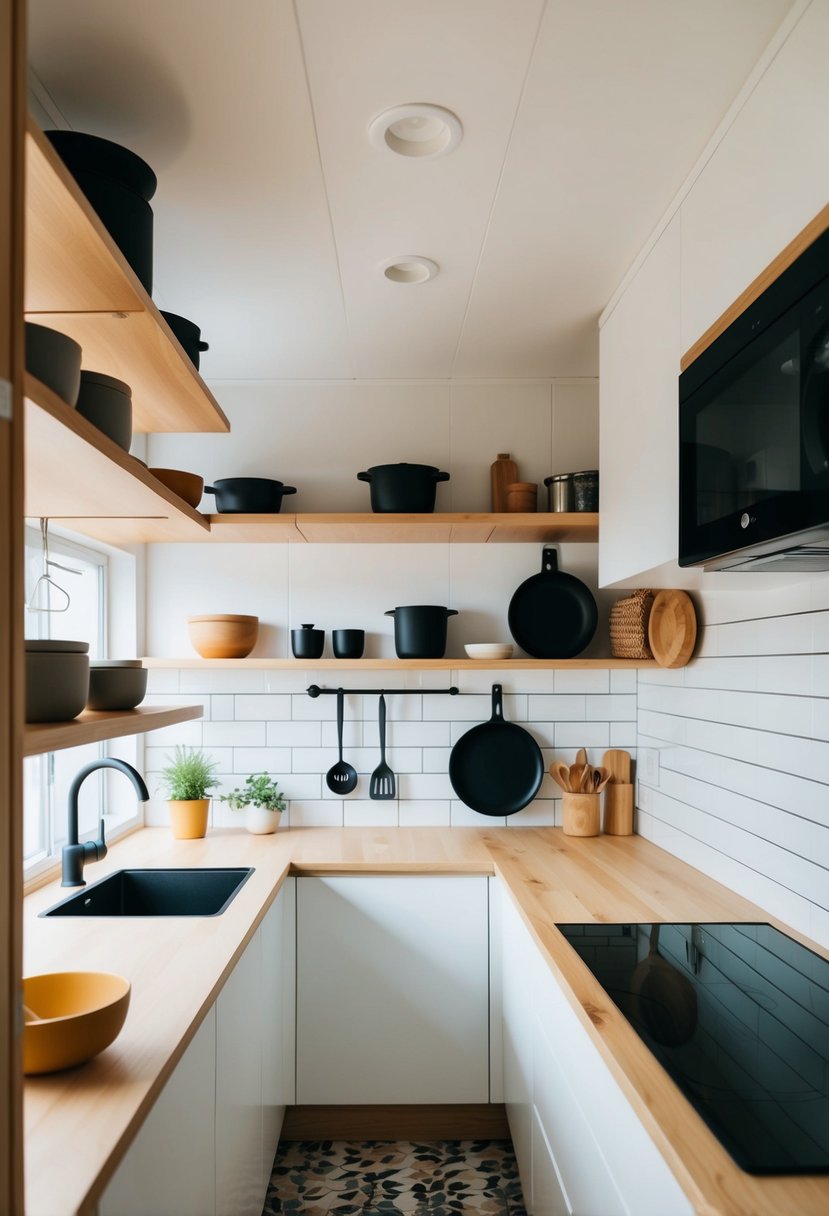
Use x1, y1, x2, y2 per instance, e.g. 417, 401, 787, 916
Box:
23, 827, 829, 1216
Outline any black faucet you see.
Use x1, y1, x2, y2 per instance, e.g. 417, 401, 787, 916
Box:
62, 758, 150, 888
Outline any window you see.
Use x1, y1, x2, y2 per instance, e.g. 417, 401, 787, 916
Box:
23, 526, 140, 878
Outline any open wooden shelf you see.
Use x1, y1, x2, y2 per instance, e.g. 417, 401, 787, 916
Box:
24, 119, 229, 434
24, 376, 211, 544
141, 657, 655, 670
23, 704, 204, 757
198, 512, 599, 544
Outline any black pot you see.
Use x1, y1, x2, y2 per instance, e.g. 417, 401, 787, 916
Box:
291, 624, 324, 659
24, 322, 82, 407
204, 478, 297, 514
333, 629, 365, 659
384, 605, 457, 659
45, 131, 157, 294
75, 371, 133, 451
357, 463, 450, 513
160, 311, 209, 370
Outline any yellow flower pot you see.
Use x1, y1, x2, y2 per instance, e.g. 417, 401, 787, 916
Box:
168, 799, 209, 839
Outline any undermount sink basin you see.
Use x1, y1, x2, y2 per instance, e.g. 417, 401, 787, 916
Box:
41, 868, 254, 918
23, 970, 131, 1074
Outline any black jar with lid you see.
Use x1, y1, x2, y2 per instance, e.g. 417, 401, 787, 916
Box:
291, 624, 324, 659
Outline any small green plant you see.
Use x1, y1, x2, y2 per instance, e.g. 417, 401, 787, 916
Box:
160, 746, 219, 801
220, 772, 285, 813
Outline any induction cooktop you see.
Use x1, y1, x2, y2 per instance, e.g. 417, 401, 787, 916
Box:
556, 922, 829, 1175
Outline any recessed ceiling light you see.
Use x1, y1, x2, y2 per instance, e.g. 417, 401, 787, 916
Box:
380, 256, 439, 284
369, 104, 462, 159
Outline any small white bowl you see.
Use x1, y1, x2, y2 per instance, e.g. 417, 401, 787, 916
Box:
464, 643, 514, 660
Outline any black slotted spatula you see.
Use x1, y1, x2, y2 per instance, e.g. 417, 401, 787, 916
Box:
369, 693, 396, 800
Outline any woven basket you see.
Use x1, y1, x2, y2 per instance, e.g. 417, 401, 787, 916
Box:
610, 589, 655, 659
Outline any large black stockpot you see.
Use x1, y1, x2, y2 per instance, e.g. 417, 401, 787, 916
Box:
357, 463, 450, 513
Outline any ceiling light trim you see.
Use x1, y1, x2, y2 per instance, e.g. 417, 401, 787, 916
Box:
369, 103, 462, 159
380, 255, 440, 284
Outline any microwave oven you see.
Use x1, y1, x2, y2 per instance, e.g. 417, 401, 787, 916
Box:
679, 224, 829, 571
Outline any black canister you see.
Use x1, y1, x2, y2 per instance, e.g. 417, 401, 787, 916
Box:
572, 470, 599, 512
384, 605, 458, 659
291, 624, 324, 659
332, 629, 365, 659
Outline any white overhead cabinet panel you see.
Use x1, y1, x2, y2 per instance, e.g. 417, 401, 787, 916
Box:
296, 875, 490, 1103
27, 0, 354, 379
294, 0, 545, 379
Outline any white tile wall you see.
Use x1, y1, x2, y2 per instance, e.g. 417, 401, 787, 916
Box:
636, 596, 829, 950
143, 666, 636, 833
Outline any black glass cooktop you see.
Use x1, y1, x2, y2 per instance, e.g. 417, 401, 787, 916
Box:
556, 922, 829, 1175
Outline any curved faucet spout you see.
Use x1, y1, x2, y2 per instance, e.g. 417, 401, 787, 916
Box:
63, 758, 150, 888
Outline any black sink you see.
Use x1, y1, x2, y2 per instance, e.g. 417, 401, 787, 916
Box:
41, 868, 254, 918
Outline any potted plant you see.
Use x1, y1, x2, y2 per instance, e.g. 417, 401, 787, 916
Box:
220, 772, 286, 835
160, 746, 219, 839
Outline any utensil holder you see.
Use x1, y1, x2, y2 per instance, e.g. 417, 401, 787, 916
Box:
562, 791, 600, 837
603, 784, 634, 835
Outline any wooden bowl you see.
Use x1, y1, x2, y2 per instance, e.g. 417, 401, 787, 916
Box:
148, 467, 204, 509
23, 971, 131, 1074
187, 614, 259, 658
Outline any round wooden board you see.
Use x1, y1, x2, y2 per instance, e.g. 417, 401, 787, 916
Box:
648, 590, 697, 668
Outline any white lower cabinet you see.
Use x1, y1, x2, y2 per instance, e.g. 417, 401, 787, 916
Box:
497, 882, 693, 1216
296, 875, 489, 1103
99, 1006, 217, 1216
99, 881, 295, 1216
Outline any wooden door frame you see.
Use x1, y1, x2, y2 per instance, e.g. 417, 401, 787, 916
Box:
1, 0, 26, 1209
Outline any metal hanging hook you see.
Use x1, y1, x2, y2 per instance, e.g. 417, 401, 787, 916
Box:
26, 519, 80, 614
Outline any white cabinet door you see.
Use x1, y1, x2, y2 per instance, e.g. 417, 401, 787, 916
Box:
100, 1006, 216, 1216
531, 1107, 572, 1216
598, 214, 681, 588
261, 878, 296, 1194
296, 875, 489, 1104
215, 927, 263, 1216
498, 886, 536, 1209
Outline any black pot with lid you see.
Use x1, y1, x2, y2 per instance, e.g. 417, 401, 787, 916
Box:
384, 605, 457, 659
291, 624, 324, 659
357, 463, 450, 513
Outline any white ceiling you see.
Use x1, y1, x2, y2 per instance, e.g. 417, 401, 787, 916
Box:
28, 0, 792, 381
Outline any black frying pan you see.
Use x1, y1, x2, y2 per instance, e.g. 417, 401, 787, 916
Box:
449, 684, 543, 816
508, 547, 597, 659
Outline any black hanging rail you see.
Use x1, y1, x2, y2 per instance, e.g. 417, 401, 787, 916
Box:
307, 684, 459, 698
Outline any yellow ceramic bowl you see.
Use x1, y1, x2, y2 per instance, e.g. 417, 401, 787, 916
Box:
23, 971, 131, 1075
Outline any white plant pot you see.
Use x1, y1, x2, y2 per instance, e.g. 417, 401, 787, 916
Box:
242, 804, 282, 835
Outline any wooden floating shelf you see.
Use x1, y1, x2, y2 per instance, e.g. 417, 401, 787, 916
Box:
200, 512, 599, 544
24, 119, 229, 434
141, 658, 655, 670
24, 376, 211, 544
23, 704, 204, 758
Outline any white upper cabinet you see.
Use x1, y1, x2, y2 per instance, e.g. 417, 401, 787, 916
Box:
599, 215, 681, 588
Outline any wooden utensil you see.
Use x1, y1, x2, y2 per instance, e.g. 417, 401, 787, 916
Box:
491, 453, 518, 512
629, 925, 697, 1046
568, 747, 589, 793
550, 761, 571, 792
648, 590, 697, 668
603, 749, 631, 785
602, 748, 633, 834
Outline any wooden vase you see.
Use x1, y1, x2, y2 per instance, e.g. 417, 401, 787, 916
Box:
562, 792, 600, 837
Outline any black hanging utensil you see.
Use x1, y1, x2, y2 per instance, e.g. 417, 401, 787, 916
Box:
448, 683, 543, 816
369, 693, 396, 800
325, 688, 358, 794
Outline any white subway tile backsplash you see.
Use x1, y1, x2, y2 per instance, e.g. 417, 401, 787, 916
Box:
234, 694, 292, 720
385, 721, 451, 747
144, 720, 203, 748
210, 695, 234, 721
180, 669, 267, 694
528, 695, 586, 721
450, 801, 505, 827
343, 801, 399, 828
289, 800, 344, 828
267, 721, 322, 748
145, 668, 181, 694
422, 747, 452, 773
555, 721, 610, 748
398, 800, 451, 827
555, 669, 610, 693
232, 748, 292, 774
399, 773, 455, 801
203, 721, 267, 748
585, 694, 637, 721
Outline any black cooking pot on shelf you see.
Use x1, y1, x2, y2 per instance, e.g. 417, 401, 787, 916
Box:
385, 605, 457, 659
204, 478, 297, 514
357, 463, 450, 513
45, 130, 157, 294
160, 311, 209, 370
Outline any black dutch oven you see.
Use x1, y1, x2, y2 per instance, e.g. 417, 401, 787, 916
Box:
204, 478, 297, 514
160, 311, 209, 370
357, 463, 450, 513
45, 130, 157, 294
384, 605, 457, 659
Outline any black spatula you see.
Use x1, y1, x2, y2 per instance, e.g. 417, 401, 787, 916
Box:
369, 693, 396, 800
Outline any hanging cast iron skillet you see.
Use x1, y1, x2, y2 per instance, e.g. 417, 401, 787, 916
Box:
449, 684, 543, 816
508, 547, 598, 659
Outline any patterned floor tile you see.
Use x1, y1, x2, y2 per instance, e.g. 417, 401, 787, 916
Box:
263, 1140, 527, 1215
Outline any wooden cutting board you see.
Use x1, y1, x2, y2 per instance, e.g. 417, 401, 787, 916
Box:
648, 590, 697, 668
602, 749, 631, 784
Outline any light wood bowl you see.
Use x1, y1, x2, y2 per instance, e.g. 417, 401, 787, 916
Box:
187, 614, 259, 658
148, 467, 204, 509
23, 971, 131, 1075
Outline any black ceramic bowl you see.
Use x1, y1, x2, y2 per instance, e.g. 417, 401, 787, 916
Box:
86, 661, 148, 711
25, 640, 90, 723
332, 629, 365, 659
75, 371, 133, 451
24, 323, 82, 406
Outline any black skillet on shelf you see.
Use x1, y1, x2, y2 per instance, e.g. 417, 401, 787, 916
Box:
508, 547, 598, 659
448, 684, 543, 816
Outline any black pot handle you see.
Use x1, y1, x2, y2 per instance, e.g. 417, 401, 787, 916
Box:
281, 486, 297, 495
433, 471, 451, 483
357, 471, 372, 483
198, 340, 209, 351
446, 609, 458, 617
542, 547, 559, 573
204, 486, 216, 494
490, 683, 504, 722
384, 609, 396, 617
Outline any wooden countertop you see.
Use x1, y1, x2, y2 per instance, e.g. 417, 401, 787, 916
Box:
23, 827, 829, 1216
